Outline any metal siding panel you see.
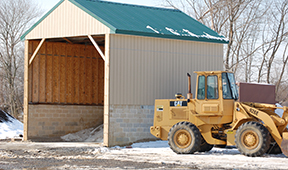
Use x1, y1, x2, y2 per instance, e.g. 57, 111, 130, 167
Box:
109, 35, 223, 105
26, 1, 110, 39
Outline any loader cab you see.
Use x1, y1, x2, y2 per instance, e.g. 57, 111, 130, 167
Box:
195, 71, 237, 123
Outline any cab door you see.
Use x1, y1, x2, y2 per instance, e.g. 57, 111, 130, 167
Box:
195, 74, 222, 116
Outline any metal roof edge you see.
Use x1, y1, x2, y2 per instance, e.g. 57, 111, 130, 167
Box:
21, 0, 65, 40
68, 0, 117, 33
178, 10, 229, 43
115, 30, 229, 44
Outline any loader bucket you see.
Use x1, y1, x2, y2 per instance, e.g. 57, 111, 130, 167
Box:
281, 132, 288, 157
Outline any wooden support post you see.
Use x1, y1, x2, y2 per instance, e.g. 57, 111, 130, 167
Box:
103, 33, 110, 146
23, 40, 29, 141
29, 38, 46, 66
88, 35, 106, 62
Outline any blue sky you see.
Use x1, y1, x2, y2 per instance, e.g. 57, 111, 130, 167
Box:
39, 0, 161, 12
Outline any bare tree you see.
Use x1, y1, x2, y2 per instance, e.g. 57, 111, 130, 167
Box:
260, 0, 288, 84
0, 0, 42, 118
162, 0, 267, 72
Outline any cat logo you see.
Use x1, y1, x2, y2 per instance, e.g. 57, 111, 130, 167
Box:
174, 101, 183, 107
170, 101, 187, 107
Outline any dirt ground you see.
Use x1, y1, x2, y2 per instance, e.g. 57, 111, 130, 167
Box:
0, 142, 195, 170
0, 141, 287, 170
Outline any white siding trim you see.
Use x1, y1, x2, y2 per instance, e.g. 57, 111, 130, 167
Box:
25, 0, 110, 39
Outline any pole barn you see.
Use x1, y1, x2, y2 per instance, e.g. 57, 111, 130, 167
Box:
22, 0, 228, 146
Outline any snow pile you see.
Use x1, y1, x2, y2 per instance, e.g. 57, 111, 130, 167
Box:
61, 124, 103, 142
0, 110, 23, 139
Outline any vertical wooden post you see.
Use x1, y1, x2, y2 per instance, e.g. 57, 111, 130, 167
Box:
23, 40, 29, 141
103, 33, 110, 146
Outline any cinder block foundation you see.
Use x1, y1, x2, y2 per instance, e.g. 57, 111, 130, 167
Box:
108, 105, 156, 146
27, 104, 103, 141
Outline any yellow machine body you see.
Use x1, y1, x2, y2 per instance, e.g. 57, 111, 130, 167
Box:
150, 71, 288, 157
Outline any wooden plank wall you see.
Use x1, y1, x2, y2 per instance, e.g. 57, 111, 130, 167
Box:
28, 40, 104, 105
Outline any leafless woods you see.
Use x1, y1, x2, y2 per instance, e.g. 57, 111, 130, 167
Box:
0, 0, 42, 118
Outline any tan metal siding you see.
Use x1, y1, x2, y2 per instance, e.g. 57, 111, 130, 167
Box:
25, 0, 110, 39
109, 34, 223, 105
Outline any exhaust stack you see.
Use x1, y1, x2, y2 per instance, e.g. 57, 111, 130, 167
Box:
187, 73, 192, 99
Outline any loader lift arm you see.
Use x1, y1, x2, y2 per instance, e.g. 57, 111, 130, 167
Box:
239, 102, 288, 156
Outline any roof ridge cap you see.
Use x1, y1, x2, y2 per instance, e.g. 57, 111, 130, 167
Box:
84, 0, 180, 12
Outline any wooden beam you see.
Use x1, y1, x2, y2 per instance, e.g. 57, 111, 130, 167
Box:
103, 33, 110, 146
29, 38, 46, 66
88, 35, 106, 62
23, 40, 29, 141
63, 37, 73, 44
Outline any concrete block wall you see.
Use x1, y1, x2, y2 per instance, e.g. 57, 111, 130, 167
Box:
28, 104, 103, 141
108, 105, 157, 146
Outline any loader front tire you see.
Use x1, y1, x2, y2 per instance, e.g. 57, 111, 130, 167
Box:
168, 122, 201, 154
235, 121, 271, 157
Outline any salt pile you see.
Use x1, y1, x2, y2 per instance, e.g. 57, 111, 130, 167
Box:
61, 124, 103, 142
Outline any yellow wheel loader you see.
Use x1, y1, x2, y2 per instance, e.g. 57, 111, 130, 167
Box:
150, 71, 288, 157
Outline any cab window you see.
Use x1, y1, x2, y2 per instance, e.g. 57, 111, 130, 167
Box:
197, 76, 205, 99
207, 75, 218, 99
222, 73, 232, 99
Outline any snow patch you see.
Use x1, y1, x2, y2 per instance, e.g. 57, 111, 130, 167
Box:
183, 29, 198, 37
0, 110, 23, 139
273, 104, 288, 128
104, 141, 287, 170
165, 27, 180, 36
202, 32, 229, 41
132, 140, 169, 148
61, 124, 103, 142
165, 28, 228, 41
276, 103, 284, 117
146, 26, 228, 41
89, 147, 110, 154
146, 25, 159, 34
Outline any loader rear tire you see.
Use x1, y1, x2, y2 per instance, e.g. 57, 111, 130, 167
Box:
168, 122, 201, 154
235, 121, 271, 157
197, 135, 213, 152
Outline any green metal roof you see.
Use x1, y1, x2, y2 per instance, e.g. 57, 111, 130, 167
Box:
22, 0, 228, 44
